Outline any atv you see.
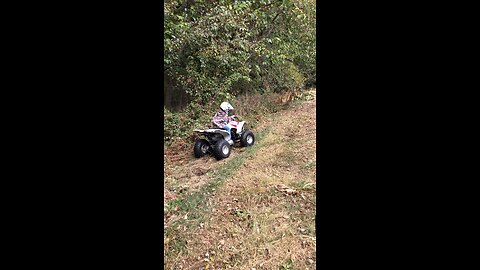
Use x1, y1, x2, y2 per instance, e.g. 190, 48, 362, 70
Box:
193, 116, 255, 160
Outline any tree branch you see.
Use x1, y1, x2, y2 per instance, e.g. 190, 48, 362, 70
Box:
253, 0, 282, 11
255, 9, 283, 44
175, 0, 196, 14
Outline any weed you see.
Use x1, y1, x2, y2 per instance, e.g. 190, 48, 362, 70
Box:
280, 258, 294, 270
304, 160, 316, 171
291, 180, 316, 191
235, 209, 251, 221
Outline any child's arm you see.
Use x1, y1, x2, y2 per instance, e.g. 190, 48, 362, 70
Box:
212, 112, 226, 128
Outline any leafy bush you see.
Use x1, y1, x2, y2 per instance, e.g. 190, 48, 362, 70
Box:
164, 0, 316, 144
164, 91, 284, 144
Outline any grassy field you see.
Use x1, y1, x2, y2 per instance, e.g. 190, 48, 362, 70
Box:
164, 89, 316, 269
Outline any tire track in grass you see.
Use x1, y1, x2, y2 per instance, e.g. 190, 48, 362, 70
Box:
167, 95, 316, 270
164, 126, 272, 265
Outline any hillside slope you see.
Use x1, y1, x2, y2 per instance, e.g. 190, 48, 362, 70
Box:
164, 89, 316, 269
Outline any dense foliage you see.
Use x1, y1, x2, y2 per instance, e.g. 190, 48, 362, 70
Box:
164, 0, 316, 143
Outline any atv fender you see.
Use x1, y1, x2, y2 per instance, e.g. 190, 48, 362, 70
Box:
236, 121, 245, 133
194, 129, 231, 142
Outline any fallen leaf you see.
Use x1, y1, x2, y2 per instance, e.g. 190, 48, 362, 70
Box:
275, 184, 297, 194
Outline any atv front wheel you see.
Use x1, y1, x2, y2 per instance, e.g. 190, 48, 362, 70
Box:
194, 139, 210, 158
240, 130, 255, 147
213, 139, 231, 160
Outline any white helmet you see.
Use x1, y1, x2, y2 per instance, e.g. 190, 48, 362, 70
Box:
220, 102, 234, 112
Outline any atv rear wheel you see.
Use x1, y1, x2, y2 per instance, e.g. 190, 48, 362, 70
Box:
240, 130, 255, 147
194, 139, 210, 158
213, 139, 231, 160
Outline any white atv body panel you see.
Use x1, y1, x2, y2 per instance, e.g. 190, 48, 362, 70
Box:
235, 121, 245, 134
194, 129, 233, 145
193, 128, 228, 134
194, 120, 246, 146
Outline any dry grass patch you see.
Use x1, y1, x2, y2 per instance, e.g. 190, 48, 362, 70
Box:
164, 90, 317, 269
168, 103, 316, 269
170, 177, 316, 269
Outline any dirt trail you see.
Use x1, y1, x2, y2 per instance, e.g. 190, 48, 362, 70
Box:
164, 90, 316, 269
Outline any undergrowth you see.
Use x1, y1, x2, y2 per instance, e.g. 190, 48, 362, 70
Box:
164, 91, 285, 146
164, 88, 317, 146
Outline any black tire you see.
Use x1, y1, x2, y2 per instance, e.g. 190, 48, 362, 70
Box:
213, 139, 231, 160
240, 130, 255, 147
194, 139, 210, 158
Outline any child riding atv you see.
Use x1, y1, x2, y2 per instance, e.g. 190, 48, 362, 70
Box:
193, 101, 255, 160
212, 102, 237, 140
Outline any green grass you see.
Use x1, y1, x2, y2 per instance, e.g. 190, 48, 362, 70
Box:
290, 180, 316, 192
303, 160, 316, 171
280, 258, 294, 270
